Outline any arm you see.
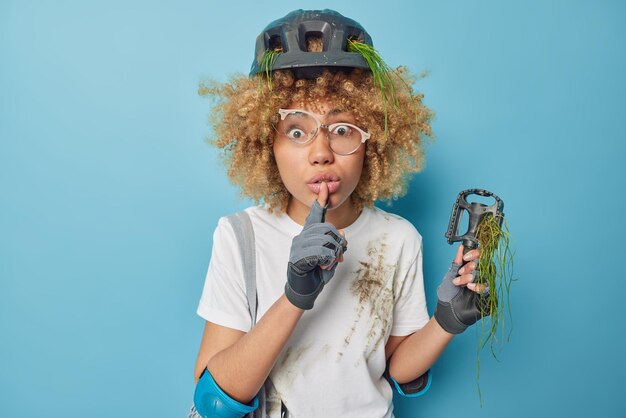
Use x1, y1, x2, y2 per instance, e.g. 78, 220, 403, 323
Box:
388, 244, 483, 384
194, 321, 245, 384
387, 317, 453, 383
196, 294, 304, 404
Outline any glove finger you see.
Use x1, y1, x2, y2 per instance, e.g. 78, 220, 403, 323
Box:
298, 234, 344, 256
444, 262, 462, 281
300, 225, 346, 253
295, 247, 340, 269
304, 223, 345, 245
320, 262, 338, 284
317, 246, 341, 265
325, 229, 347, 250
303, 200, 327, 228
322, 232, 347, 255
310, 222, 345, 246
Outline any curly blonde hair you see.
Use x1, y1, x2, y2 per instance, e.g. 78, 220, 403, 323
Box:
199, 66, 433, 213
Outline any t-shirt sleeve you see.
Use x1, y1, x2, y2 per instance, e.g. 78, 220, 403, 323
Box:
196, 217, 253, 332
390, 237, 430, 336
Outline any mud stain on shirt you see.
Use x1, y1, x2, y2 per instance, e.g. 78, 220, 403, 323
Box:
338, 235, 396, 363
302, 344, 330, 376
276, 343, 312, 387
265, 378, 283, 416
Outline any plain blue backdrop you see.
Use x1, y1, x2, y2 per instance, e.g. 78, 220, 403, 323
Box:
1, 1, 624, 417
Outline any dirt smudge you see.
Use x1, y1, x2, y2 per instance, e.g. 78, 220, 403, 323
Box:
275, 343, 312, 387
264, 378, 282, 416
340, 235, 396, 363
302, 344, 330, 376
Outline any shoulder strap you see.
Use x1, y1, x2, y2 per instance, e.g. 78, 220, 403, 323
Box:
226, 211, 258, 325
226, 211, 268, 418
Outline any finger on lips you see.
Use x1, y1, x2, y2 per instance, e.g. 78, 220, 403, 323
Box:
314, 182, 347, 269
317, 181, 329, 208
304, 182, 329, 227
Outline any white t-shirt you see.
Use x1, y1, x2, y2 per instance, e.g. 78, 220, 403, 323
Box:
197, 205, 430, 418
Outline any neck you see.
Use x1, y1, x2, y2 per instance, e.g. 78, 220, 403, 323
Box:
286, 197, 362, 230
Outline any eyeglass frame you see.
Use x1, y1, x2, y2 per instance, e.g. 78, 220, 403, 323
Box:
276, 108, 370, 156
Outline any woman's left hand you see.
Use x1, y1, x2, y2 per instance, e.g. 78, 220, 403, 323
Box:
433, 244, 490, 334
450, 244, 486, 294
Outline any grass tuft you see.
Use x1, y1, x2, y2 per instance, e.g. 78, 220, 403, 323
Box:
347, 39, 400, 137
473, 213, 516, 406
258, 48, 281, 91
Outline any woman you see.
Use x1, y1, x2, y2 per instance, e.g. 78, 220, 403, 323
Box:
191, 9, 486, 418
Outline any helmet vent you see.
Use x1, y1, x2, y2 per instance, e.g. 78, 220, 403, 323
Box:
268, 35, 283, 52
305, 33, 324, 52
346, 29, 367, 45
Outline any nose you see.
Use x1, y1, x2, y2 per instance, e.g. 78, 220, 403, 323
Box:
308, 129, 334, 165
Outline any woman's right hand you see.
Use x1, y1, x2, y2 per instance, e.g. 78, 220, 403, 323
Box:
284, 182, 348, 310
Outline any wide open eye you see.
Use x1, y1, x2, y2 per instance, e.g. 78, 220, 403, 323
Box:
285, 127, 307, 141
330, 124, 354, 138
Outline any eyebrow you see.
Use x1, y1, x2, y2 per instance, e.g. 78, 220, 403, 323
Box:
327, 108, 348, 117
285, 108, 352, 120
291, 108, 347, 117
325, 109, 357, 125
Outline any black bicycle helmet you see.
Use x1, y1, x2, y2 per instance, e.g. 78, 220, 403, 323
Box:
249, 9, 373, 79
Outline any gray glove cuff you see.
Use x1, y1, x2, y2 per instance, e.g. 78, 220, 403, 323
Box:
284, 279, 324, 310
434, 300, 470, 334
434, 291, 490, 334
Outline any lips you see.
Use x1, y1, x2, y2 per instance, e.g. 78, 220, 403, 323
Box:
307, 173, 340, 194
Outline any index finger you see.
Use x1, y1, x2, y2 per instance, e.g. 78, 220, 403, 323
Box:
453, 244, 464, 265
303, 181, 329, 227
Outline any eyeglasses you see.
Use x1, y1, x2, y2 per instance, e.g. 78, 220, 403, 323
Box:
277, 109, 370, 156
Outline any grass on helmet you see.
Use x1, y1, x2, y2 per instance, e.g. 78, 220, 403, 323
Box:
347, 39, 399, 137
255, 48, 282, 143
473, 213, 515, 406
347, 39, 425, 140
259, 48, 281, 91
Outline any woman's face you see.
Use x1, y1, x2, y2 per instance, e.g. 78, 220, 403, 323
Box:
273, 100, 366, 223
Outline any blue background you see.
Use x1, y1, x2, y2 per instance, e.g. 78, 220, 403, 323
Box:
1, 1, 624, 417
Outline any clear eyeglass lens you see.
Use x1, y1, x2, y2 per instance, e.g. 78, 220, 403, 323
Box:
280, 112, 362, 155
281, 112, 318, 142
